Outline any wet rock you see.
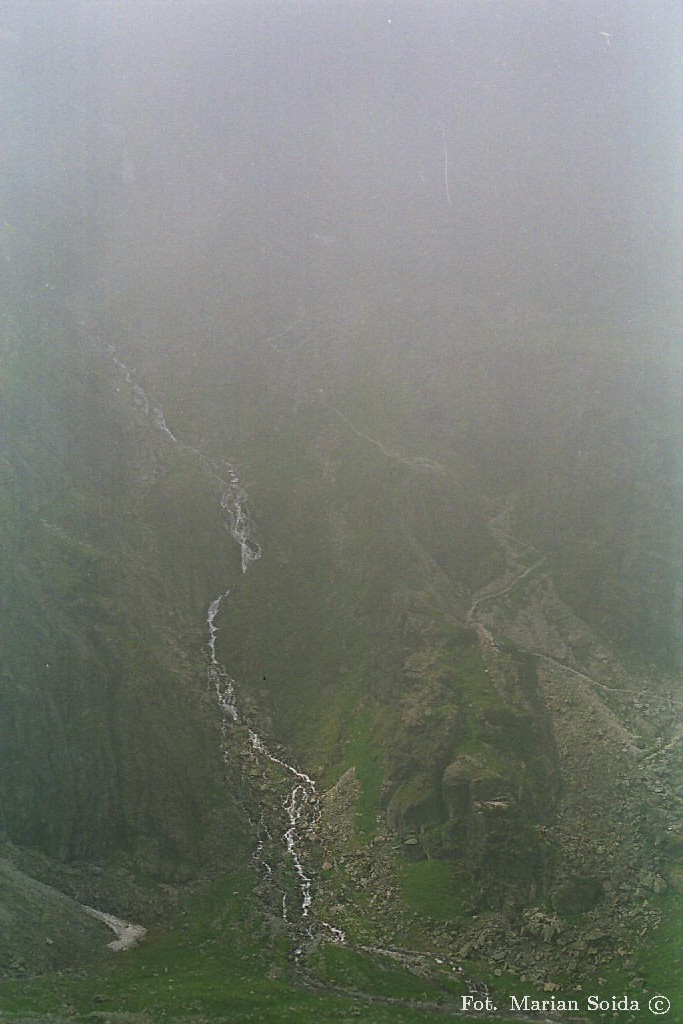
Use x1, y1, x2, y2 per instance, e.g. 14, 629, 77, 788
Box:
441, 756, 504, 817
386, 773, 442, 835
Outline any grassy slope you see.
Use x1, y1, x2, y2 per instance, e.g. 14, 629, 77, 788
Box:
1, 314, 249, 881
2, 873, 677, 1023
0, 872, 518, 1024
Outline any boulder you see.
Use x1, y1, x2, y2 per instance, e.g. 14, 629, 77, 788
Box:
441, 756, 505, 817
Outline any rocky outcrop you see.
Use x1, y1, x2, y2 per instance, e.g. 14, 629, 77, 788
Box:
442, 755, 505, 818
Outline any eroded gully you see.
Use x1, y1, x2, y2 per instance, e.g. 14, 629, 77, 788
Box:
105, 344, 345, 956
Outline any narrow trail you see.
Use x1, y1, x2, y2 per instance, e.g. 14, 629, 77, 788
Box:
642, 729, 683, 760
322, 402, 680, 725
325, 404, 543, 637
533, 653, 683, 708
330, 406, 446, 474
466, 560, 544, 627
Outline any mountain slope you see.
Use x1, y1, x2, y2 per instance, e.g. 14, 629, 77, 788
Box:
2, 298, 680, 1015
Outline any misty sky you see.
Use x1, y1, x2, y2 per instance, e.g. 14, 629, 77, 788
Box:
2, 0, 681, 339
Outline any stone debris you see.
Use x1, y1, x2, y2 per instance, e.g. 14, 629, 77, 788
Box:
82, 906, 147, 952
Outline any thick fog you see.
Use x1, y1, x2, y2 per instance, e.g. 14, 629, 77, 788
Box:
2, 3, 683, 999
3, 0, 680, 337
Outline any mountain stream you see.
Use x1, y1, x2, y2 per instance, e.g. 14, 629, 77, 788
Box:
105, 343, 345, 956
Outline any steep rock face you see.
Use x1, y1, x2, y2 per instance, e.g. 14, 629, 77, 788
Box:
1, 320, 247, 880
383, 632, 559, 897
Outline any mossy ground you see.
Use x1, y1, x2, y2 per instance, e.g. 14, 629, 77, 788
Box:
599, 891, 682, 1013
0, 871, 522, 1024
3, 879, 675, 1023
400, 861, 476, 924
310, 943, 469, 1004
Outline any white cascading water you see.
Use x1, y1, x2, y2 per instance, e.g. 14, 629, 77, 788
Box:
105, 345, 178, 441
211, 476, 345, 947
105, 343, 344, 951
206, 589, 239, 727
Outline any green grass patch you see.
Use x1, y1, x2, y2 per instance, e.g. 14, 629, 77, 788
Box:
344, 708, 383, 839
3, 869, 521, 1023
598, 891, 683, 1016
0, 872, 267, 1020
400, 860, 475, 923
0, 850, 523, 1022
314, 943, 467, 1003
635, 894, 683, 1008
